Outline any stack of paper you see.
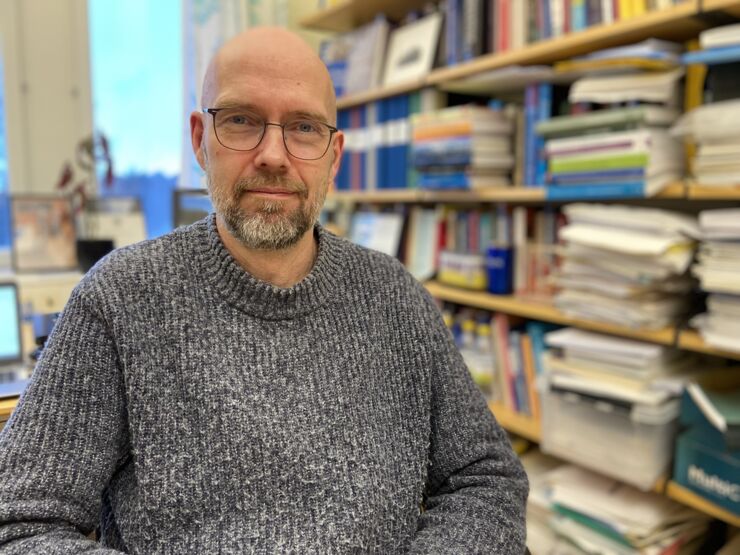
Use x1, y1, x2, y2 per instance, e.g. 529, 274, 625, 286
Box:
555, 39, 682, 74
519, 451, 569, 555
543, 328, 699, 405
553, 204, 699, 329
690, 208, 740, 352
543, 465, 709, 555
410, 104, 515, 189
671, 99, 740, 186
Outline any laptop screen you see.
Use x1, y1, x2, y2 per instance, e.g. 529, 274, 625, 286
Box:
0, 283, 21, 363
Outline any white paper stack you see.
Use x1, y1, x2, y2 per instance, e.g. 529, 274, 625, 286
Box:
690, 208, 740, 352
543, 465, 709, 555
671, 99, 740, 186
553, 204, 699, 329
519, 451, 568, 555
543, 328, 699, 405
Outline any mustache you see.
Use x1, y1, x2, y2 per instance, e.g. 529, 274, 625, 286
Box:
234, 175, 308, 199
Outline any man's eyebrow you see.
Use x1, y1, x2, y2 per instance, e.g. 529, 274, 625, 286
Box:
287, 110, 331, 123
210, 103, 330, 124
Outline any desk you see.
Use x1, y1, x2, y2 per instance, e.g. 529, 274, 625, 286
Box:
0, 397, 19, 431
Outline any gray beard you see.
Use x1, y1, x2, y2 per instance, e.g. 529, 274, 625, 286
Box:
208, 174, 325, 251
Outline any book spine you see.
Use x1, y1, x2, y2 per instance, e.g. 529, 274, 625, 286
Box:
524, 84, 539, 186
446, 0, 462, 65
520, 334, 541, 420
570, 0, 586, 31
509, 331, 529, 415
545, 181, 646, 200
585, 0, 602, 26
550, 151, 649, 173
535, 83, 553, 186
462, 0, 484, 60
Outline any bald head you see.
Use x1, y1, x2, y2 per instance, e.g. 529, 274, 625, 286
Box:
201, 27, 337, 124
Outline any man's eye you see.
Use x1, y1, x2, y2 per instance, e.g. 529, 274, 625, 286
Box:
228, 114, 259, 126
292, 120, 320, 134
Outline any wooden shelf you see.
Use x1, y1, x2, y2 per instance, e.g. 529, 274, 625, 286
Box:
703, 0, 740, 17
425, 281, 678, 345
0, 398, 18, 428
677, 329, 740, 361
686, 184, 740, 200
329, 189, 422, 203
488, 402, 541, 442
300, 0, 431, 32
328, 183, 687, 204
666, 481, 740, 527
330, 1, 709, 109
337, 79, 427, 111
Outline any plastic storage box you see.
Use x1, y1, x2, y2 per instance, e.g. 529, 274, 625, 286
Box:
541, 386, 680, 490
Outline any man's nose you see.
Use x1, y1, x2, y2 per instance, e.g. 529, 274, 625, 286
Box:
254, 124, 289, 169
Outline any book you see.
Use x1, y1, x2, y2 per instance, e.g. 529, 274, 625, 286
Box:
686, 382, 740, 448
683, 45, 740, 66
536, 106, 678, 137
699, 22, 740, 50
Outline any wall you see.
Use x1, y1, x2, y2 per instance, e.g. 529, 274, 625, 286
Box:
0, 0, 93, 195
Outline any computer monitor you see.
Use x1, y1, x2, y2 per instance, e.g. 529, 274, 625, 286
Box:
0, 282, 22, 364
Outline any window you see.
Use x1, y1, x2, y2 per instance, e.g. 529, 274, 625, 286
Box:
88, 0, 183, 238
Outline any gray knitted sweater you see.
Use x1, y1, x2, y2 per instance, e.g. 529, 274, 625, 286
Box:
0, 215, 528, 554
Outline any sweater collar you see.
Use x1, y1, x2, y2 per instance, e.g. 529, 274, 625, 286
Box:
195, 213, 343, 320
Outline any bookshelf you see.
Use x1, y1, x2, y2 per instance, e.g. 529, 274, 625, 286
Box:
426, 2, 702, 84
686, 184, 740, 200
425, 281, 678, 345
666, 481, 740, 528
489, 402, 541, 442
306, 0, 740, 537
704, 0, 740, 18
426, 281, 740, 361
322, 0, 728, 110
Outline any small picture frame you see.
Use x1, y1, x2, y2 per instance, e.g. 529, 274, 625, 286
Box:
10, 195, 78, 272
382, 11, 443, 88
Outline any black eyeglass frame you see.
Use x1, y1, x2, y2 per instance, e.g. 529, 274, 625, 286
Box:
203, 108, 339, 161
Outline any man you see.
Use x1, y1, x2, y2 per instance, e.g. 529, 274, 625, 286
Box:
0, 28, 528, 553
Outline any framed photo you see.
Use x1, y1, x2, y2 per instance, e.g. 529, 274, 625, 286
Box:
382, 11, 443, 88
10, 195, 78, 272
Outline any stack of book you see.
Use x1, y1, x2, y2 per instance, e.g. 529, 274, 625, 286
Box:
540, 464, 709, 553
690, 208, 740, 353
410, 104, 515, 189
672, 99, 740, 186
541, 327, 701, 489
537, 56, 685, 198
553, 204, 699, 329
543, 327, 699, 405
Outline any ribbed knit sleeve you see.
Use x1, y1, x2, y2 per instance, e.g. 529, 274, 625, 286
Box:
408, 283, 529, 554
0, 282, 128, 554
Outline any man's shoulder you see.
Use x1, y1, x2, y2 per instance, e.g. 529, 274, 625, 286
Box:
80, 221, 203, 291
327, 229, 412, 283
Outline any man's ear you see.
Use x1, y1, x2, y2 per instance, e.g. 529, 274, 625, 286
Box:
329, 131, 344, 182
190, 111, 207, 170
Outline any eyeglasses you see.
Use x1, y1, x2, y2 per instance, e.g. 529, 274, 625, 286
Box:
203, 108, 338, 160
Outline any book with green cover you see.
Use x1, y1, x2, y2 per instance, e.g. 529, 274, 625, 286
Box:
536, 106, 678, 138
550, 152, 649, 174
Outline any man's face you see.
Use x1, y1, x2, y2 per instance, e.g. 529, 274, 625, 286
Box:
192, 60, 342, 251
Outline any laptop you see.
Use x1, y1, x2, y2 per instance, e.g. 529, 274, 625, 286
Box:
0, 282, 30, 399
